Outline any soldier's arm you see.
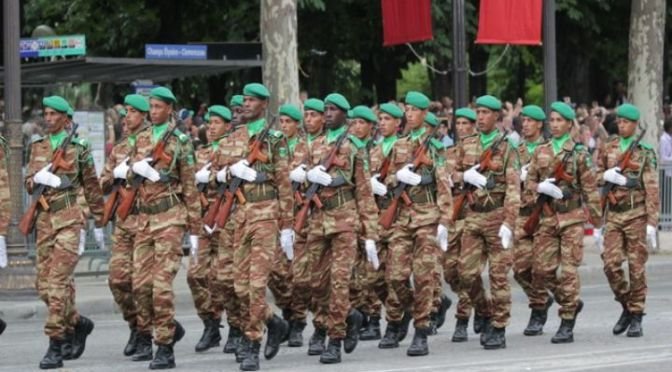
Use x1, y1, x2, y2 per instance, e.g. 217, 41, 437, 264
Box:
24, 143, 42, 194
290, 140, 308, 170
78, 144, 105, 227
577, 149, 602, 227
525, 147, 542, 194
452, 140, 466, 185
273, 139, 294, 230
179, 139, 202, 235
353, 148, 379, 241
502, 143, 521, 230
642, 149, 660, 227
595, 141, 609, 187
0, 147, 9, 236
99, 144, 119, 194
436, 148, 454, 227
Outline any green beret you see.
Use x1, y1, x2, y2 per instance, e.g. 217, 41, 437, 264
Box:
124, 94, 150, 112
424, 112, 439, 127
475, 95, 502, 111
208, 105, 232, 122
521, 105, 546, 121
117, 108, 127, 118
279, 103, 302, 122
204, 112, 210, 122
304, 98, 325, 113
405, 91, 430, 109
149, 86, 177, 104
379, 103, 403, 119
324, 93, 351, 111
42, 95, 71, 113
243, 83, 270, 100
230, 95, 244, 107
550, 101, 576, 121
616, 103, 640, 121
67, 108, 75, 118
350, 105, 377, 123
455, 107, 476, 122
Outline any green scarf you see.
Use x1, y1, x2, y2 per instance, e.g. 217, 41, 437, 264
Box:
326, 125, 347, 144
480, 129, 499, 150
382, 135, 398, 157
152, 122, 169, 144
551, 133, 570, 155
525, 136, 544, 155
619, 135, 634, 153
287, 136, 299, 154
49, 130, 67, 151
247, 118, 265, 138
409, 126, 427, 142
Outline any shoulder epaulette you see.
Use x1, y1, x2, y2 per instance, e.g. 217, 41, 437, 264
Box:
31, 136, 45, 144
72, 137, 89, 147
638, 141, 653, 151
172, 129, 189, 144
270, 129, 283, 138
430, 138, 445, 150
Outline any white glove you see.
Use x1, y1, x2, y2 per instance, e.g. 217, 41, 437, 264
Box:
280, 229, 295, 260
216, 166, 229, 183
437, 224, 448, 252
78, 229, 86, 256
189, 235, 199, 264
203, 224, 216, 235
290, 164, 307, 183
230, 159, 257, 182
647, 225, 657, 250
370, 174, 388, 196
307, 165, 333, 186
94, 228, 105, 250
33, 163, 62, 188
0, 236, 7, 268
537, 178, 563, 199
364, 239, 380, 270
520, 164, 529, 182
113, 157, 130, 179
195, 162, 212, 184
395, 164, 421, 186
131, 158, 160, 182
498, 224, 513, 249
593, 228, 604, 253
603, 167, 627, 186
464, 164, 487, 189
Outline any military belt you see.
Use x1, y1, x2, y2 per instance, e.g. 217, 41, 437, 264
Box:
549, 199, 581, 214
322, 189, 355, 211
610, 201, 645, 213
139, 195, 181, 215
243, 186, 278, 203
519, 205, 534, 217
409, 191, 436, 205
42, 192, 78, 213
470, 195, 505, 213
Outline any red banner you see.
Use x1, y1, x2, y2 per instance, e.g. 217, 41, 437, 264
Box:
476, 0, 542, 45
382, 0, 433, 46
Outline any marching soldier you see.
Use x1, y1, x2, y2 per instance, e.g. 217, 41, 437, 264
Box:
526, 102, 601, 344
454, 95, 519, 350
100, 94, 149, 357
230, 95, 245, 128
595, 103, 659, 337
514, 105, 554, 336
123, 87, 201, 368
26, 96, 105, 369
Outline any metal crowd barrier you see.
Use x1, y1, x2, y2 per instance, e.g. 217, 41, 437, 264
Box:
659, 160, 672, 232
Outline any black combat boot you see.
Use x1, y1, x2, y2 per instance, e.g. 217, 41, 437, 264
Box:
264, 314, 288, 360
0, 318, 6, 335
406, 327, 430, 356
71, 315, 95, 359
428, 314, 438, 336
360, 316, 381, 341
307, 327, 327, 356
452, 318, 469, 342
235, 336, 250, 363
195, 316, 222, 352
39, 338, 64, 369
473, 313, 485, 334
131, 333, 153, 361
319, 338, 342, 364
172, 320, 185, 346
281, 309, 292, 343
397, 310, 413, 342
551, 319, 575, 343
224, 326, 242, 354
343, 308, 364, 353
240, 340, 261, 371
435, 294, 452, 330
124, 327, 138, 356
288, 320, 307, 347
378, 322, 400, 349
149, 344, 175, 370
525, 297, 554, 336
479, 318, 492, 346
483, 327, 506, 350
61, 332, 74, 360
613, 303, 632, 335
626, 313, 643, 337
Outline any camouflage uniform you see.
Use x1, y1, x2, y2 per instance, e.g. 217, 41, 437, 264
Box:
128, 124, 201, 345
26, 131, 105, 339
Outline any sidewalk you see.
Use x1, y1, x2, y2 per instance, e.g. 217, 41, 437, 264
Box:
2, 236, 672, 321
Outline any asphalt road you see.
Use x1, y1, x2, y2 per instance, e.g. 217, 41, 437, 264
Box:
1, 272, 671, 372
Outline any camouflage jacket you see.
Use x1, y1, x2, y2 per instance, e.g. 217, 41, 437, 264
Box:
195, 135, 229, 205
518, 136, 547, 209
0, 136, 9, 235
596, 136, 659, 226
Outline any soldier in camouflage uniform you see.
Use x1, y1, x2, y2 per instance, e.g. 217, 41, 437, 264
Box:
100, 94, 150, 357
0, 133, 9, 336
230, 95, 246, 128
123, 87, 201, 369
209, 83, 293, 371
377, 92, 452, 356
594, 103, 659, 338
526, 101, 601, 344
454, 95, 520, 350
514, 105, 554, 336
26, 96, 105, 369
295, 93, 378, 364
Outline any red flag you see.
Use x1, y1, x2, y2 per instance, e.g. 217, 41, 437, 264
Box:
382, 0, 433, 46
476, 0, 542, 45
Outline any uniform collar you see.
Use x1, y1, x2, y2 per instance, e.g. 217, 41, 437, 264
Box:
246, 118, 265, 138
409, 126, 427, 142
326, 125, 347, 144
480, 129, 500, 150
382, 135, 398, 157
48, 130, 67, 151
152, 122, 169, 144
551, 133, 571, 155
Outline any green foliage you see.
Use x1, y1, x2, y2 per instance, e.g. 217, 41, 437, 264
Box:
396, 62, 431, 98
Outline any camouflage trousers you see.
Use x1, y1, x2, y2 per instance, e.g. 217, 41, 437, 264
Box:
602, 215, 648, 313
233, 217, 277, 342
350, 240, 387, 318
216, 221, 243, 329
35, 216, 81, 339
460, 209, 512, 328
133, 221, 183, 345
109, 219, 138, 328
514, 216, 551, 310
268, 245, 293, 314
187, 233, 225, 321
532, 219, 583, 320
387, 222, 440, 329
287, 231, 315, 323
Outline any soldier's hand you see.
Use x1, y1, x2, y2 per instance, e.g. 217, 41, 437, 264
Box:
436, 224, 449, 252
113, 157, 130, 179
94, 228, 105, 250
78, 229, 87, 256
370, 174, 388, 196
537, 178, 563, 199
603, 167, 627, 186
396, 164, 422, 186
290, 164, 308, 183
131, 158, 161, 182
364, 240, 380, 270
0, 236, 7, 268
646, 225, 657, 250
307, 165, 333, 186
593, 227, 604, 253
189, 235, 199, 264
463, 164, 487, 189
230, 159, 257, 182
216, 166, 229, 183
203, 224, 216, 236
34, 163, 62, 188
520, 164, 530, 182
280, 229, 295, 260
498, 224, 513, 249
195, 162, 212, 184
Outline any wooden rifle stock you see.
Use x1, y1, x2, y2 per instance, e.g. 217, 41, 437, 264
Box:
600, 129, 646, 210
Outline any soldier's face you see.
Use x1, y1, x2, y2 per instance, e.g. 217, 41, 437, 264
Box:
207, 116, 230, 142
279, 115, 299, 138
404, 106, 426, 130
43, 108, 67, 134
125, 106, 145, 133
455, 117, 475, 139
324, 104, 345, 129
149, 99, 172, 125
304, 110, 324, 135
549, 111, 572, 138
378, 113, 399, 137
522, 116, 543, 139
231, 106, 245, 126
476, 107, 498, 133
617, 118, 637, 138
243, 96, 266, 121
351, 118, 373, 140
